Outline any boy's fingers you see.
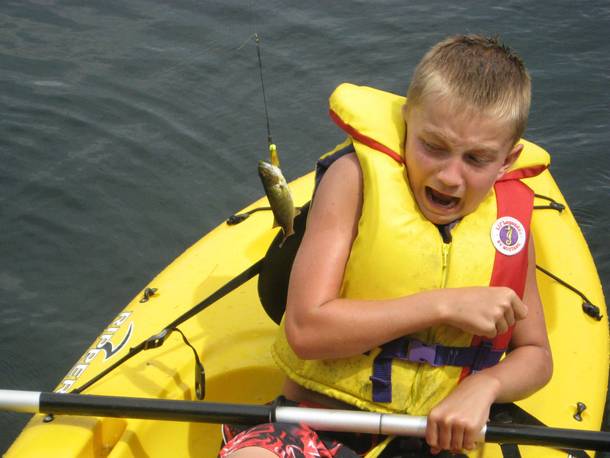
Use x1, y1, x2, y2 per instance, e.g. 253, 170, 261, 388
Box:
514, 299, 528, 320
463, 429, 478, 451
450, 423, 465, 452
482, 324, 497, 339
495, 318, 508, 335
504, 304, 515, 327
438, 420, 452, 451
426, 417, 439, 451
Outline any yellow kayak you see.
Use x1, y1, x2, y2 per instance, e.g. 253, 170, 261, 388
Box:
5, 144, 608, 457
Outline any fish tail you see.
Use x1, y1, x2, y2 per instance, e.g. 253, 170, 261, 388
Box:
278, 226, 295, 248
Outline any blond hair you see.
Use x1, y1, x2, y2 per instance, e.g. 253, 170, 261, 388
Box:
407, 35, 531, 143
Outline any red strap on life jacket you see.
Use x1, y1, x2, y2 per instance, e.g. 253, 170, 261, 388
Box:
329, 109, 405, 164
459, 179, 534, 380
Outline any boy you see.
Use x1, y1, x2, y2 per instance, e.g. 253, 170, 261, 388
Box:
220, 35, 552, 457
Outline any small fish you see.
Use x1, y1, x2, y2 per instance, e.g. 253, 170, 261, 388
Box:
258, 160, 300, 247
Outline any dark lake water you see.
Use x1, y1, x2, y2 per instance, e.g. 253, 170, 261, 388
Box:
1, 0, 608, 453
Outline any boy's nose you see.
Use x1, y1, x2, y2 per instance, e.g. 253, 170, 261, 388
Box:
436, 158, 463, 188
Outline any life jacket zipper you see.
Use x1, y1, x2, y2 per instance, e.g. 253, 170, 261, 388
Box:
441, 242, 451, 288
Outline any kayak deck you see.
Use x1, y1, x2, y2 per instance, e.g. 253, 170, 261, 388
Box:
6, 164, 609, 457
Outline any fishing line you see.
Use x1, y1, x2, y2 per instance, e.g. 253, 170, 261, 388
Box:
255, 33, 273, 149
236, 32, 277, 153
237, 31, 273, 140
253, 33, 281, 167
138, 31, 260, 98
237, 33, 257, 51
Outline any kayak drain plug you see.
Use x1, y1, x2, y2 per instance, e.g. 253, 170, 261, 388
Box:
140, 288, 158, 303
574, 402, 587, 422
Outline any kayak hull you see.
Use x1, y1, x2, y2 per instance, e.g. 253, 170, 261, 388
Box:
6, 165, 608, 457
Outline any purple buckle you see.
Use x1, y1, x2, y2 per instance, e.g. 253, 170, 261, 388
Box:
407, 340, 439, 366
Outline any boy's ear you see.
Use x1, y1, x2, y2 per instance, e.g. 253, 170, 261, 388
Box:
401, 103, 409, 143
498, 143, 523, 178
401, 103, 409, 121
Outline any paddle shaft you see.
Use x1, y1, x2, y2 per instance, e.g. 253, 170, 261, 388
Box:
2, 390, 609, 451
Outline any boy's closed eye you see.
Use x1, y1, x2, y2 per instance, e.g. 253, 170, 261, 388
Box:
424, 140, 442, 151
422, 140, 493, 166
465, 153, 492, 167
421, 139, 447, 155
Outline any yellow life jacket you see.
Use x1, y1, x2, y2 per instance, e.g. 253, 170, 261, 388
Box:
272, 83, 550, 415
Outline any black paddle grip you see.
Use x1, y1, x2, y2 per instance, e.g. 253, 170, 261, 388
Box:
486, 424, 610, 451
40, 392, 272, 425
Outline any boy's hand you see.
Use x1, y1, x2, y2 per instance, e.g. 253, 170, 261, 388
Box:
440, 287, 528, 337
426, 372, 499, 454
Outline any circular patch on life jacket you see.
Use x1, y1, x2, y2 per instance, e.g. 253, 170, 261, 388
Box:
491, 217, 526, 256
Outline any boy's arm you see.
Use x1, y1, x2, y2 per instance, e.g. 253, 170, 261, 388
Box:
286, 153, 527, 359
426, 236, 553, 453
286, 152, 443, 357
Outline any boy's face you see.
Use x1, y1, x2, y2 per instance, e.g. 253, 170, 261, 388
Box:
403, 97, 522, 225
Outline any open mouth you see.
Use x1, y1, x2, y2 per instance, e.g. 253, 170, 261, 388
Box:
425, 187, 460, 209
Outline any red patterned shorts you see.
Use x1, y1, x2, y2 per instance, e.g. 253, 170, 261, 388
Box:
217, 397, 441, 457
219, 421, 361, 458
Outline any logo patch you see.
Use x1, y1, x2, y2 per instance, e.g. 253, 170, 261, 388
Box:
100, 322, 134, 360
56, 311, 134, 393
491, 217, 526, 256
